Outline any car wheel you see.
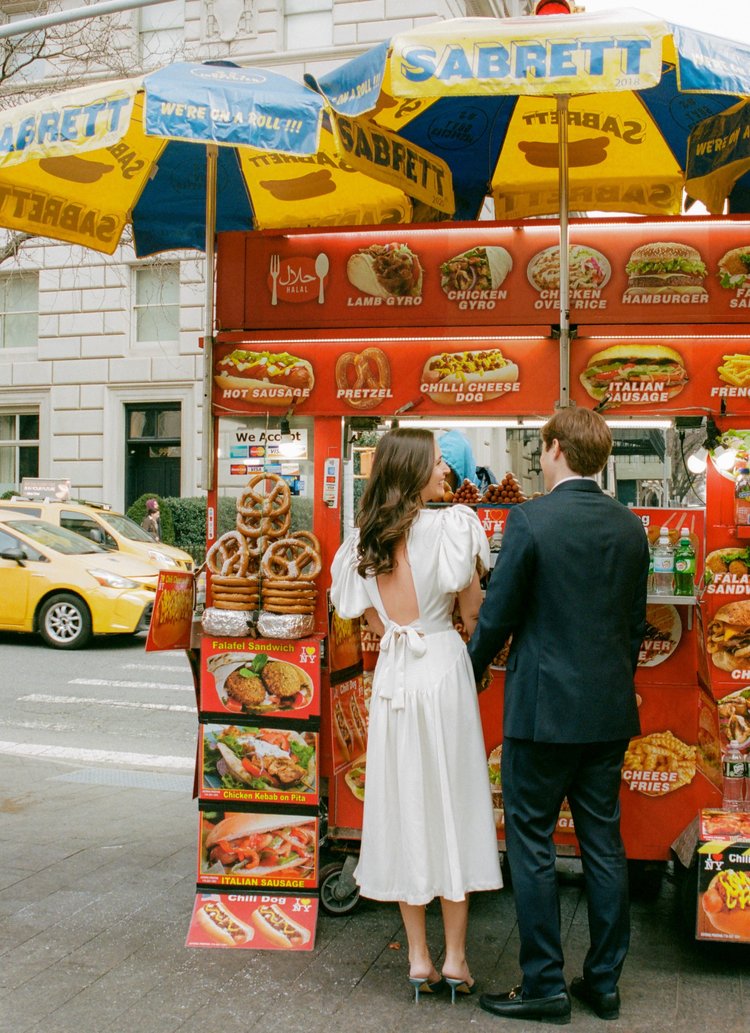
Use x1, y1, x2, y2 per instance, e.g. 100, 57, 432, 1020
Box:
39, 593, 93, 649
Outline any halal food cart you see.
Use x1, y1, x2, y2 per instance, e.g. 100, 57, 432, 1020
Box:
174, 215, 750, 950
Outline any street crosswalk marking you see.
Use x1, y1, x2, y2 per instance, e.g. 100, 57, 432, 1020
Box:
122, 662, 188, 672
19, 693, 195, 712
70, 678, 194, 691
0, 739, 193, 768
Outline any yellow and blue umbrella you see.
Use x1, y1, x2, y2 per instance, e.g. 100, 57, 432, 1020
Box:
310, 8, 750, 405
0, 60, 409, 257
310, 9, 750, 221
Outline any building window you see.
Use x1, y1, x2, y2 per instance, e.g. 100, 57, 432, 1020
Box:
0, 411, 39, 494
285, 0, 332, 50
138, 0, 185, 65
134, 264, 179, 344
0, 272, 38, 349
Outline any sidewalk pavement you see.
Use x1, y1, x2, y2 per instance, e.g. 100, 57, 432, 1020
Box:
1, 752, 748, 1033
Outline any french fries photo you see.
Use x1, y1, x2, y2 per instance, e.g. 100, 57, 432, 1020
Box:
717, 353, 750, 387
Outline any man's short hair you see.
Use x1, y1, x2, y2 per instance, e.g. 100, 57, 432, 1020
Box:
542, 407, 612, 476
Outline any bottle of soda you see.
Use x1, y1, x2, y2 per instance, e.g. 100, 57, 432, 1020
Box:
652, 527, 674, 596
735, 467, 750, 526
673, 528, 696, 596
647, 536, 655, 594
722, 740, 746, 812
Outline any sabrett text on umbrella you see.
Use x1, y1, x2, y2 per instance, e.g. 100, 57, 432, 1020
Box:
398, 38, 654, 84
335, 116, 448, 204
0, 185, 118, 244
0, 97, 132, 157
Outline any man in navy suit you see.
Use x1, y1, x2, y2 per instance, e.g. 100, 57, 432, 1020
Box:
468, 407, 649, 1024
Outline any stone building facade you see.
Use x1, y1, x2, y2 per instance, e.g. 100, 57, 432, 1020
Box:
0, 0, 527, 508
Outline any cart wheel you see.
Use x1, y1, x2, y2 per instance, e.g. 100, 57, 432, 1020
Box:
319, 861, 361, 916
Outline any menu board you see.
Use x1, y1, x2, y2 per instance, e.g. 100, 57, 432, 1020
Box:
186, 892, 317, 951
200, 636, 321, 721
199, 724, 319, 806
197, 808, 318, 891
217, 220, 750, 332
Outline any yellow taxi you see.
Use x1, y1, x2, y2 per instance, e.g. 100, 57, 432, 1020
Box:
0, 499, 193, 571
0, 512, 158, 649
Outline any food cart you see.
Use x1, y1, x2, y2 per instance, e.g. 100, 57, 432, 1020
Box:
174, 213, 750, 948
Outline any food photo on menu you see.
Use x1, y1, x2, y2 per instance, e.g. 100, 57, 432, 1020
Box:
200, 724, 318, 802
198, 810, 317, 887
622, 241, 708, 302
526, 243, 611, 292
577, 343, 689, 407
717, 245, 750, 290
346, 242, 423, 298
439, 245, 512, 297
420, 348, 520, 404
204, 649, 315, 716
188, 893, 316, 951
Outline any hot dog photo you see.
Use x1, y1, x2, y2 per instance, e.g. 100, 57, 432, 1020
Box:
420, 348, 519, 404
214, 348, 314, 406
199, 811, 317, 888
700, 869, 750, 940
187, 893, 316, 951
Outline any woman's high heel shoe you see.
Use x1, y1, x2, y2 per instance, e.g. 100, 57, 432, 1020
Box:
443, 976, 476, 1004
409, 976, 446, 1003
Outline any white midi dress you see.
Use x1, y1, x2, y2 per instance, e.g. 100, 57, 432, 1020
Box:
330, 504, 503, 906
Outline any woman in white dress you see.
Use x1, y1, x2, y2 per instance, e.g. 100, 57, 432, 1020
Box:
330, 428, 502, 1003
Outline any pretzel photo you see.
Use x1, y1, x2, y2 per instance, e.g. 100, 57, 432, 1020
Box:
236, 473, 291, 539
206, 530, 251, 577
334, 346, 391, 410
261, 532, 322, 581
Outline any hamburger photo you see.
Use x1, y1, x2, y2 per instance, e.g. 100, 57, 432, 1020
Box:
578, 344, 688, 403
706, 600, 750, 673
624, 241, 708, 298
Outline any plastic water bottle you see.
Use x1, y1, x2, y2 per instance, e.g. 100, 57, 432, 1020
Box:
722, 740, 746, 811
652, 527, 674, 596
673, 528, 696, 596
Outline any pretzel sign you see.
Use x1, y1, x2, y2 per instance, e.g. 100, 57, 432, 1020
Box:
237, 473, 291, 540
334, 346, 391, 410
206, 530, 251, 577
261, 531, 322, 581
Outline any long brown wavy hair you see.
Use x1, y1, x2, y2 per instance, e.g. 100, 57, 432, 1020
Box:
356, 428, 435, 578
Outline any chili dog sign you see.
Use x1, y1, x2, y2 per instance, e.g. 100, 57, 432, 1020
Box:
187, 892, 317, 951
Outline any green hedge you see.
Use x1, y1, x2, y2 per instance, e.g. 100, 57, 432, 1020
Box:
139, 494, 314, 564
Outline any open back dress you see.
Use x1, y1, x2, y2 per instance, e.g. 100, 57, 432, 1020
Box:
330, 504, 502, 905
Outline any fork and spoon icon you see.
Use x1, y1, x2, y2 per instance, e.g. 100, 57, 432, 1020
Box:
269, 252, 329, 305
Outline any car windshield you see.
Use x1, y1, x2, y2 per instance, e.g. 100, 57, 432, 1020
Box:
104, 513, 157, 542
5, 519, 106, 554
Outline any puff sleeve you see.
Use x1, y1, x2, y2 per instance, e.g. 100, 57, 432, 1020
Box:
437, 504, 490, 594
330, 531, 372, 618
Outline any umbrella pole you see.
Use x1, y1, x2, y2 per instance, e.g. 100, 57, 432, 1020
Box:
201, 144, 218, 492
557, 94, 571, 410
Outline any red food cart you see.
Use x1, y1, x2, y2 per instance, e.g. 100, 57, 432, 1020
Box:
173, 214, 750, 946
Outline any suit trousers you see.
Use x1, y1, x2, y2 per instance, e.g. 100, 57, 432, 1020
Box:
501, 737, 631, 997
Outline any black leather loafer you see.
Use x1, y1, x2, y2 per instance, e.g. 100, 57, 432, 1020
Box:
570, 976, 620, 1020
479, 985, 571, 1024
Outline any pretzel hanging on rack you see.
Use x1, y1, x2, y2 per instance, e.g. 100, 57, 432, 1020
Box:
237, 472, 291, 540
206, 530, 251, 577
261, 531, 322, 582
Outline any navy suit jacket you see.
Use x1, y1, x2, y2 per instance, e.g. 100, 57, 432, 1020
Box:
468, 479, 649, 743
